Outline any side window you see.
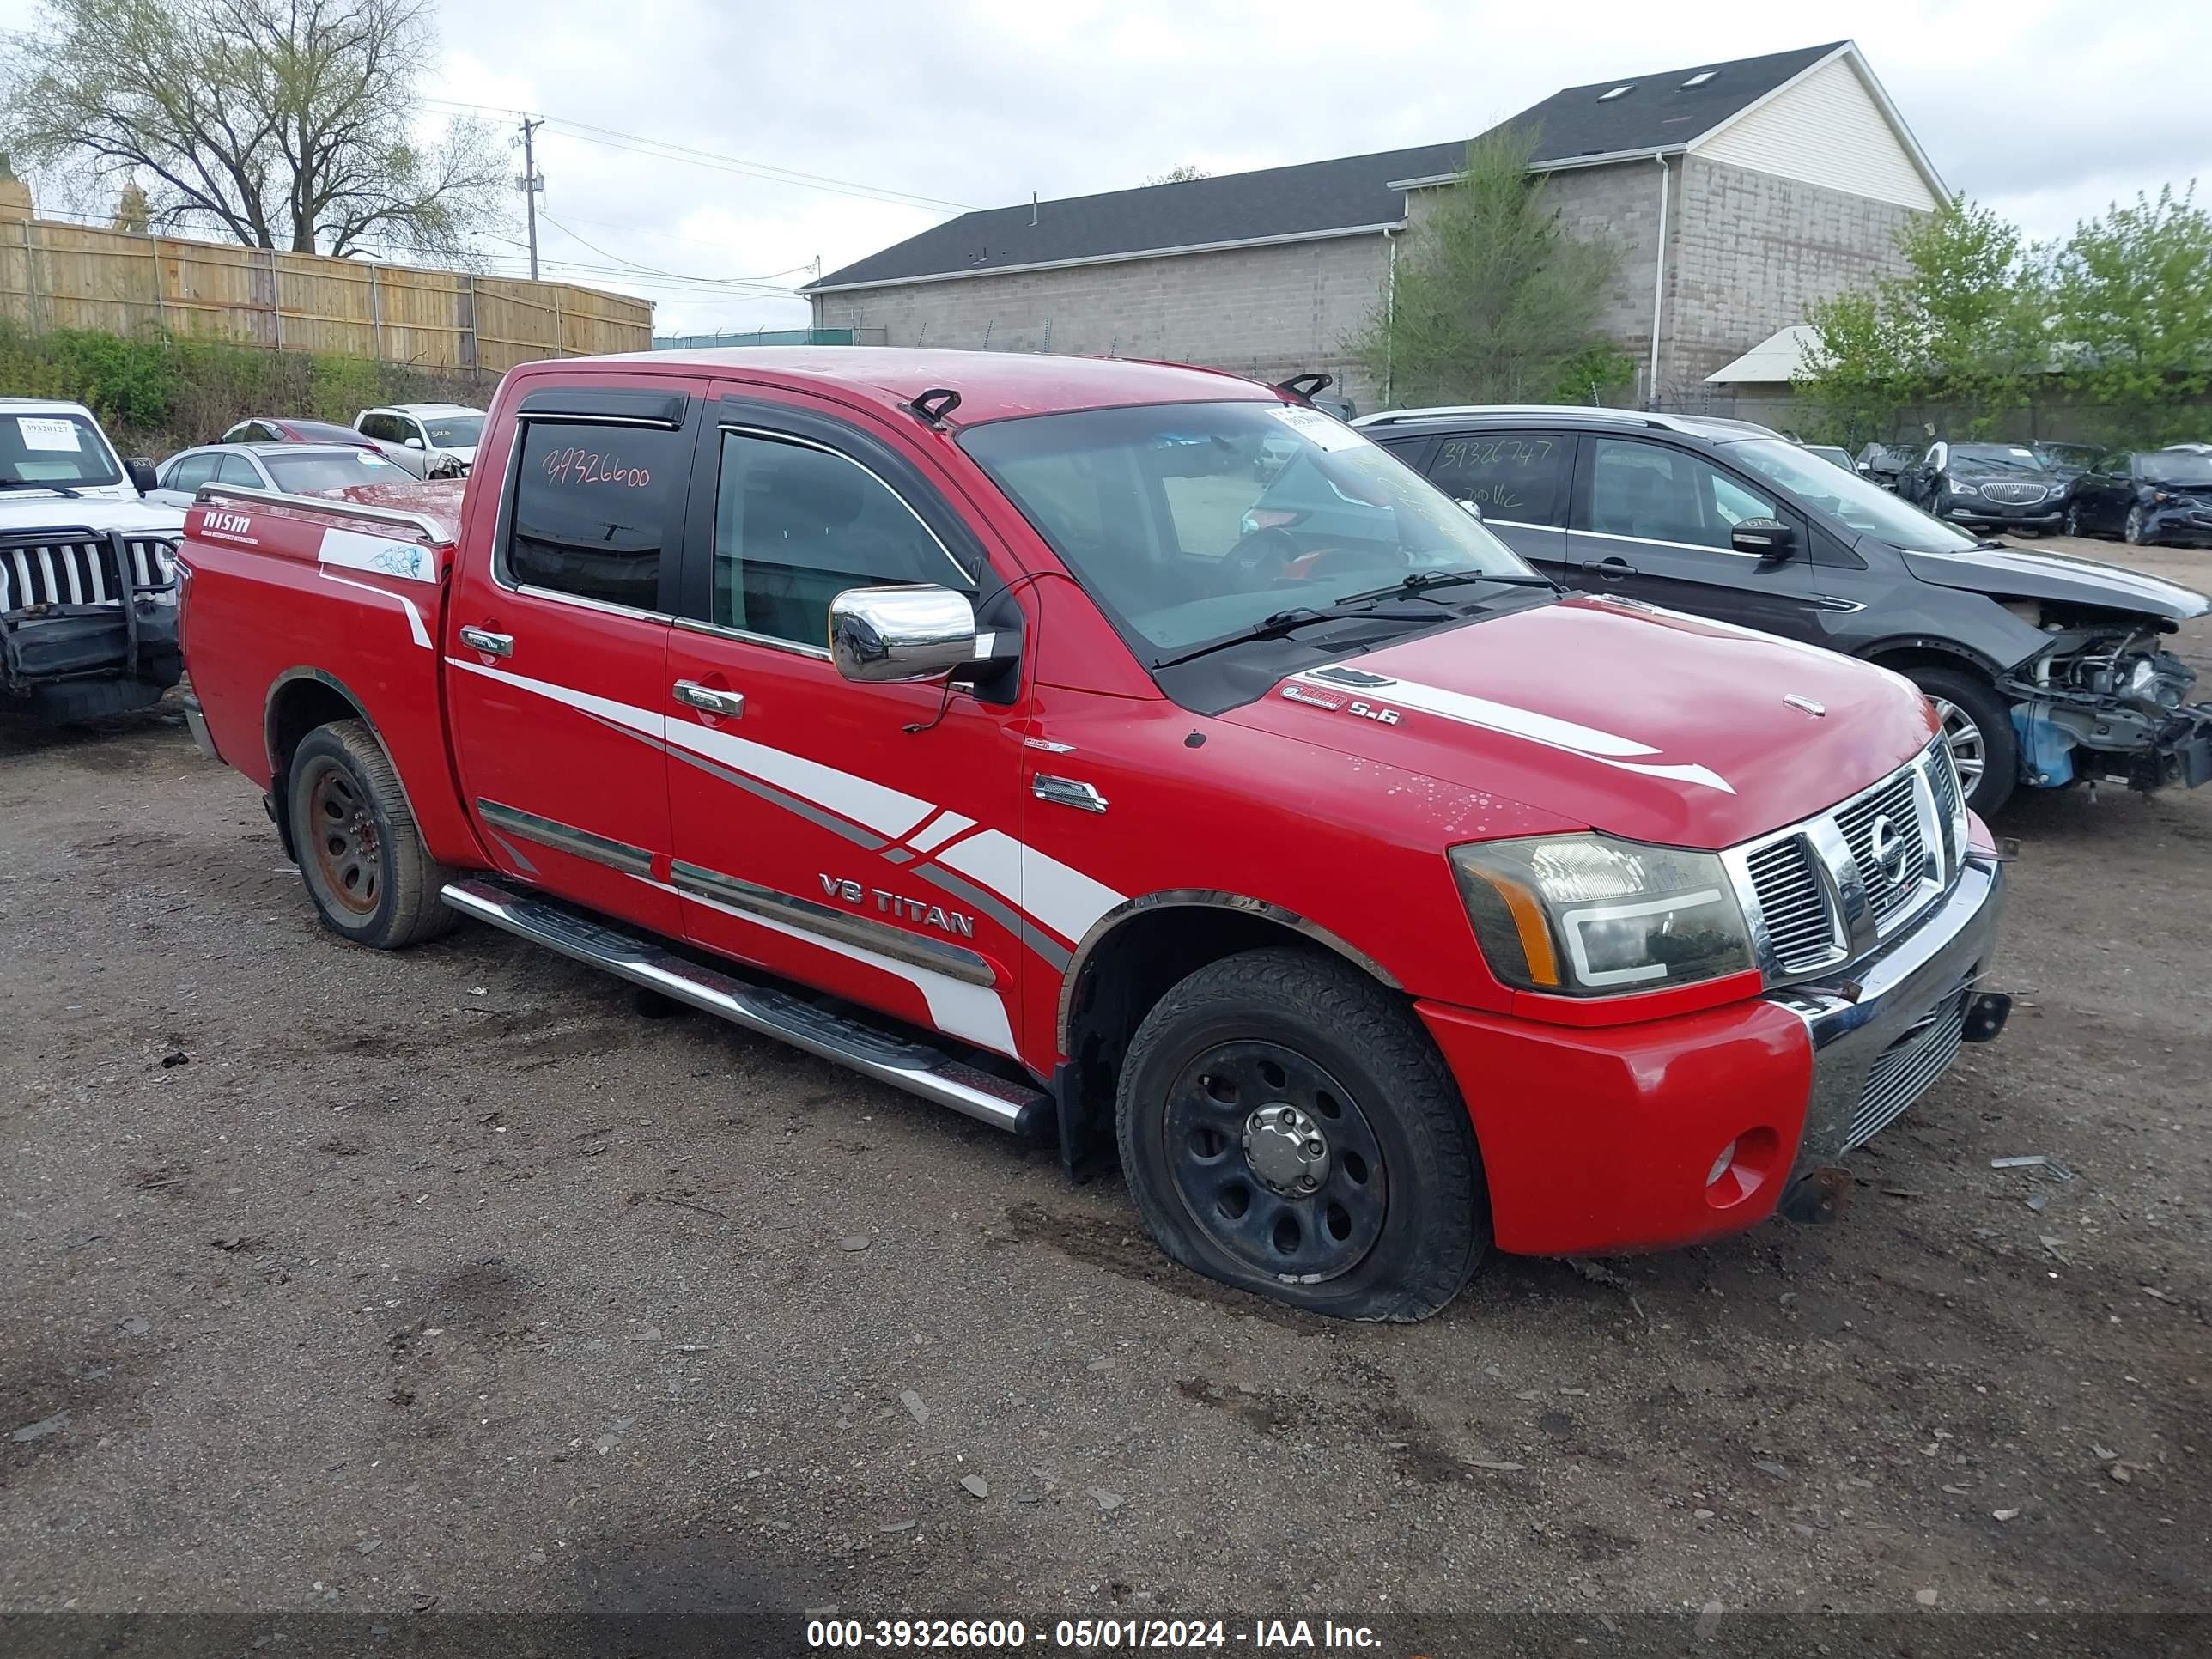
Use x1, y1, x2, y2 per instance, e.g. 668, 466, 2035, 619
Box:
215, 453, 262, 485
505, 420, 691, 611
712, 429, 972, 648
165, 452, 218, 492
1585, 439, 1778, 550
362, 415, 398, 444
1427, 433, 1566, 524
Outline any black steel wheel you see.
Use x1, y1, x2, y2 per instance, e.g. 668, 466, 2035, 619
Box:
1116, 947, 1488, 1322
1164, 1040, 1387, 1284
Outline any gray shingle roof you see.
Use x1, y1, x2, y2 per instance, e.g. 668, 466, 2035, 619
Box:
809, 41, 1848, 292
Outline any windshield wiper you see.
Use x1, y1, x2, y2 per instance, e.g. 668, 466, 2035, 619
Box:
0, 480, 83, 497
1152, 604, 1434, 669
1334, 566, 1557, 605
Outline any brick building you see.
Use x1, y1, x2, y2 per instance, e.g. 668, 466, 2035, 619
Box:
803, 41, 1944, 410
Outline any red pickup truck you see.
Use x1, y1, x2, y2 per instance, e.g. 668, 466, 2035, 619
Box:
177, 349, 2011, 1321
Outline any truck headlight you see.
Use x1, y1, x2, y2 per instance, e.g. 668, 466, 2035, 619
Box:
1449, 834, 1755, 996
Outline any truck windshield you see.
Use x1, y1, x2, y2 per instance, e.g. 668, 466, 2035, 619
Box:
960, 401, 1535, 663
1729, 438, 1981, 554
3, 410, 123, 489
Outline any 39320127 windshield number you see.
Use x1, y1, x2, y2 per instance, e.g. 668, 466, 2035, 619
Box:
1348, 700, 1401, 726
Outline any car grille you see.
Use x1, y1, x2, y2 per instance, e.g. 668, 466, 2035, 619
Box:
1849, 986, 1970, 1149
1835, 769, 1928, 922
1732, 743, 1955, 982
1979, 482, 2048, 506
0, 536, 175, 614
1743, 836, 1836, 974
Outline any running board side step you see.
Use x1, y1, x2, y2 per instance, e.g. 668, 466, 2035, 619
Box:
441, 877, 1049, 1137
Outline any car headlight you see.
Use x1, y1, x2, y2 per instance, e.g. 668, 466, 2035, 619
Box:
1449, 833, 1756, 996
1950, 481, 1980, 496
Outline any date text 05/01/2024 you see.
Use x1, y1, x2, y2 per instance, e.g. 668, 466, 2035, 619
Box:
804, 1618, 1386, 1650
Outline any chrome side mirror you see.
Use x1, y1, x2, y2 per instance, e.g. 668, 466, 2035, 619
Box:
829, 585, 979, 684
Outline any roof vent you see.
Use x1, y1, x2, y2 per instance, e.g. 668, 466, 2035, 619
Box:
1598, 84, 1634, 100
1681, 70, 1717, 87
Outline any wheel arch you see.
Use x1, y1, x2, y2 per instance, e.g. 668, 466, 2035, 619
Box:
262, 668, 418, 862
1057, 890, 1401, 1064
1858, 636, 2008, 684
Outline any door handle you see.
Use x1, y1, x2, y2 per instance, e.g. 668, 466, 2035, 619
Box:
673, 680, 744, 719
1580, 557, 1637, 580
1032, 774, 1109, 814
459, 625, 514, 658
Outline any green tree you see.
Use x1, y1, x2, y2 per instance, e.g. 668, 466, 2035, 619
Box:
2051, 185, 2212, 445
0, 0, 506, 259
1799, 198, 2047, 442
1351, 127, 1622, 407
1145, 164, 1210, 185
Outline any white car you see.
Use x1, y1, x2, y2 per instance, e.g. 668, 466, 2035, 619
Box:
353, 402, 485, 474
2, 398, 184, 721
149, 442, 411, 509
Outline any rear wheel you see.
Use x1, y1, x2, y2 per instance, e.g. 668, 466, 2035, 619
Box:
1115, 947, 1488, 1322
1907, 667, 2018, 815
287, 720, 455, 949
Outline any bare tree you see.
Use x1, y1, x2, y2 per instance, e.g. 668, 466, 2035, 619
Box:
1, 0, 507, 260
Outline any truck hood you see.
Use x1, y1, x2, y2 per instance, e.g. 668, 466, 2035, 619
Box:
1218, 595, 1936, 850
1902, 545, 2209, 623
0, 490, 186, 536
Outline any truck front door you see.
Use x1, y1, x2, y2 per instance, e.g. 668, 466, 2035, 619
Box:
446, 380, 709, 935
660, 392, 1033, 1063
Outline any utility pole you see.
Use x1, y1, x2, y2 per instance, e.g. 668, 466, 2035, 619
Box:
517, 116, 545, 280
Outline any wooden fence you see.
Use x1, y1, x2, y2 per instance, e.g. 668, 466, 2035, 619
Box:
0, 194, 652, 373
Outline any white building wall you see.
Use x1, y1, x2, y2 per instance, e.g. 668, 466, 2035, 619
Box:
1693, 54, 1942, 211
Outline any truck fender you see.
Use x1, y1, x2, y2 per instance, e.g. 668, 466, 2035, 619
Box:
261, 667, 423, 863
1054, 888, 1402, 1059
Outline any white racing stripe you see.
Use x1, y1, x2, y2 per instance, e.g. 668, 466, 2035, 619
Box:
447, 656, 665, 740
906, 811, 976, 853
668, 720, 934, 841
938, 829, 1125, 945
1295, 670, 1735, 794
637, 874, 1018, 1057
318, 526, 439, 583
325, 572, 432, 648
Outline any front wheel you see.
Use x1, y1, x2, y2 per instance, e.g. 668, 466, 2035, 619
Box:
1115, 947, 1488, 1322
2124, 504, 2153, 546
1908, 667, 2018, 815
2063, 501, 2085, 538
287, 719, 456, 949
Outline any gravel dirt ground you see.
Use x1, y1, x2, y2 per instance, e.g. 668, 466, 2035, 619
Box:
3, 537, 2207, 1641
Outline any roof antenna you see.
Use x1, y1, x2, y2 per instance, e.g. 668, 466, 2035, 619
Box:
1030, 191, 1038, 228
910, 387, 963, 428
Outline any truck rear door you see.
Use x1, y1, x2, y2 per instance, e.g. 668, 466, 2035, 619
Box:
657, 389, 1031, 1061
445, 380, 708, 934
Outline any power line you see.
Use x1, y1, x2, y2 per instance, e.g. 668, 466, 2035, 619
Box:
422, 95, 970, 213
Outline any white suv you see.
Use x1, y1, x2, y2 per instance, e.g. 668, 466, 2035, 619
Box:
353, 403, 485, 473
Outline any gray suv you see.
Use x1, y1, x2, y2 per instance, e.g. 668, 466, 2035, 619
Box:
1349, 405, 2210, 814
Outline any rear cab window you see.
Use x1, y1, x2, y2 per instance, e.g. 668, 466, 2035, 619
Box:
502, 418, 694, 613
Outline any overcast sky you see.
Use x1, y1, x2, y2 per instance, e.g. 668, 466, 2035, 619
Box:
7, 0, 2210, 336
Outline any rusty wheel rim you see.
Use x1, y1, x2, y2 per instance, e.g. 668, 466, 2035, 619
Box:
307, 761, 381, 916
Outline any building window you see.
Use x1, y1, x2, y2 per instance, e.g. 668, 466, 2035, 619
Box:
1681, 70, 1717, 87
1598, 84, 1635, 100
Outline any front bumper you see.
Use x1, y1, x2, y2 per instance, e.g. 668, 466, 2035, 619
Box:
2143, 505, 2212, 545
1, 602, 181, 720
1942, 501, 2063, 528
1419, 855, 2006, 1257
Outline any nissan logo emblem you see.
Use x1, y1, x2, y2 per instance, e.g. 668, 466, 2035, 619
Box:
1866, 814, 1909, 886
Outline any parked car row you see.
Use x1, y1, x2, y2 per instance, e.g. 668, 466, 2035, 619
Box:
1847, 435, 2212, 549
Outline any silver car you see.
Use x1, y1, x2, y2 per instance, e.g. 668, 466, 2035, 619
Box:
148, 441, 417, 508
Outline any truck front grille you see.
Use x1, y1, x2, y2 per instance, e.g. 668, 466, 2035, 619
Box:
1849, 987, 1970, 1148
1744, 836, 1836, 974
0, 536, 174, 614
1729, 742, 1958, 984
1835, 769, 1929, 921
